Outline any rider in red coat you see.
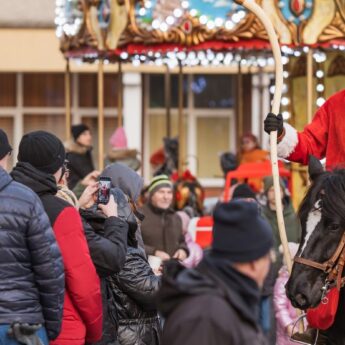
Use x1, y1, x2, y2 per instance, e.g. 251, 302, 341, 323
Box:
265, 89, 345, 170
264, 89, 345, 332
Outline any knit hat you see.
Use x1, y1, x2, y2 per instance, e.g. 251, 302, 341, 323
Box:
71, 124, 89, 141
109, 127, 128, 149
148, 174, 173, 195
211, 200, 273, 262
18, 131, 65, 174
0, 129, 12, 160
232, 183, 256, 200
263, 176, 285, 194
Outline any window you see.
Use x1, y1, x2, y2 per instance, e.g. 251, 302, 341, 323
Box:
0, 74, 16, 107
146, 74, 236, 181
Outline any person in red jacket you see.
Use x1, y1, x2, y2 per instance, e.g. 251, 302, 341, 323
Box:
264, 89, 345, 338
264, 89, 345, 170
11, 131, 103, 345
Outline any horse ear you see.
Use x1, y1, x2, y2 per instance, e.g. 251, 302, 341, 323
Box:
308, 155, 324, 181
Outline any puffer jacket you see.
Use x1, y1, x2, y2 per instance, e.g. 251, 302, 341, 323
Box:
108, 246, 161, 345
11, 162, 103, 345
274, 267, 302, 345
0, 167, 64, 340
65, 140, 95, 189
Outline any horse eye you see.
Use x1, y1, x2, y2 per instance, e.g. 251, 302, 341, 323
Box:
328, 224, 340, 231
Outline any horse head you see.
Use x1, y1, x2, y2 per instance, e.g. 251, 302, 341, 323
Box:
286, 156, 345, 310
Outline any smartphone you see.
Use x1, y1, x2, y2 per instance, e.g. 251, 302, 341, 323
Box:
97, 177, 112, 205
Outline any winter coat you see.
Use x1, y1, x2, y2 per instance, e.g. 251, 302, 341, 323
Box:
274, 268, 301, 345
183, 232, 203, 268
80, 207, 128, 345
65, 140, 95, 189
11, 162, 103, 345
261, 199, 301, 254
0, 168, 64, 340
108, 246, 161, 345
277, 89, 345, 170
158, 255, 268, 345
141, 203, 189, 257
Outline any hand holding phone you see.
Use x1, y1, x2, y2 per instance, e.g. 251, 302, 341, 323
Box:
97, 177, 112, 205
98, 195, 118, 218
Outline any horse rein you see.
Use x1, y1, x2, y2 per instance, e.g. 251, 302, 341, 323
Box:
294, 232, 345, 290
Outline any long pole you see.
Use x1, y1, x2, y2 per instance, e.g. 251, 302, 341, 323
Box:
306, 49, 313, 124
98, 59, 104, 171
178, 61, 184, 176
65, 59, 71, 141
117, 61, 123, 128
234, 0, 290, 272
165, 64, 171, 138
237, 59, 244, 156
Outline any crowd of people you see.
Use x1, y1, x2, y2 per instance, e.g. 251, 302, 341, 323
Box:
1, 84, 342, 345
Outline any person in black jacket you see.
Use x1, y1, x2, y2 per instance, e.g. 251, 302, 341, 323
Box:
101, 163, 162, 345
66, 124, 97, 189
0, 129, 64, 344
158, 200, 273, 345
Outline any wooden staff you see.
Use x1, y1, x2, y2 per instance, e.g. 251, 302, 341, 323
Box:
165, 64, 172, 138
98, 59, 104, 171
65, 59, 71, 141
117, 60, 123, 128
234, 0, 291, 272
178, 61, 184, 176
306, 49, 313, 124
237, 59, 244, 156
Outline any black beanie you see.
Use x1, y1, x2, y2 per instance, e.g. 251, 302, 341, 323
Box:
0, 129, 12, 160
232, 183, 256, 200
72, 124, 89, 141
18, 131, 65, 174
211, 200, 273, 262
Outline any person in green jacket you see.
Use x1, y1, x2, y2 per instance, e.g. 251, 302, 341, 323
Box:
261, 176, 301, 252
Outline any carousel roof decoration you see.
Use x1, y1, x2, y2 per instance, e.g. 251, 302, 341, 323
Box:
56, 0, 345, 65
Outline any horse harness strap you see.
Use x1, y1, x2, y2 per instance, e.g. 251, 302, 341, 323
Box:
294, 232, 345, 290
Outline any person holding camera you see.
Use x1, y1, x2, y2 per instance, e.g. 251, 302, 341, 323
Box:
11, 131, 103, 345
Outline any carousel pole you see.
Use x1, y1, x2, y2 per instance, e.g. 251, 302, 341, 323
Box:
65, 58, 71, 141
237, 58, 244, 156
234, 0, 292, 273
178, 61, 184, 176
307, 49, 313, 123
117, 60, 123, 128
98, 59, 105, 171
165, 64, 172, 138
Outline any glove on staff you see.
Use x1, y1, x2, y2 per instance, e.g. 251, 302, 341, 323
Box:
264, 113, 284, 136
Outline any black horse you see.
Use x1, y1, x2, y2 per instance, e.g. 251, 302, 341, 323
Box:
286, 156, 345, 344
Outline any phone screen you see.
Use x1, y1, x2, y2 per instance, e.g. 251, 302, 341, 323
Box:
97, 178, 111, 204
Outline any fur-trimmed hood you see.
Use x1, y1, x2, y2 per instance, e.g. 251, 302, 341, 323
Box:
64, 139, 91, 155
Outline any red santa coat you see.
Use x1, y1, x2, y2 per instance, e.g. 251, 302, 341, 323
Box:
278, 89, 345, 169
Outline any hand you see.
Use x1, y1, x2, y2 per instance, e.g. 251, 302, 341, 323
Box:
79, 182, 98, 209
153, 265, 163, 276
286, 324, 296, 338
154, 250, 171, 261
173, 249, 188, 261
98, 195, 118, 218
81, 170, 100, 186
264, 113, 284, 136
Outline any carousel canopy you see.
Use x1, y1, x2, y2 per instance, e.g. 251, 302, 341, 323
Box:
56, 0, 345, 64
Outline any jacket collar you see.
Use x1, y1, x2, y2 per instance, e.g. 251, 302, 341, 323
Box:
0, 167, 12, 192
11, 162, 57, 196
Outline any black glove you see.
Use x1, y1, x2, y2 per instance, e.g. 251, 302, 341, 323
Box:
264, 113, 284, 136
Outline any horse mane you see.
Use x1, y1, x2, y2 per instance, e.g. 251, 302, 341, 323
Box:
298, 169, 345, 227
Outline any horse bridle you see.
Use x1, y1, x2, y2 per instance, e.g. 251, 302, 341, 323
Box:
294, 232, 345, 290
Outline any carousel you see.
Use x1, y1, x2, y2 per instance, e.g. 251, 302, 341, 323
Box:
55, 0, 345, 207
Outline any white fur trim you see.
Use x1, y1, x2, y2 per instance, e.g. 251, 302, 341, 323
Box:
277, 123, 299, 159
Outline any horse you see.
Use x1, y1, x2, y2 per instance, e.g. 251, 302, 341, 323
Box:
286, 156, 345, 344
